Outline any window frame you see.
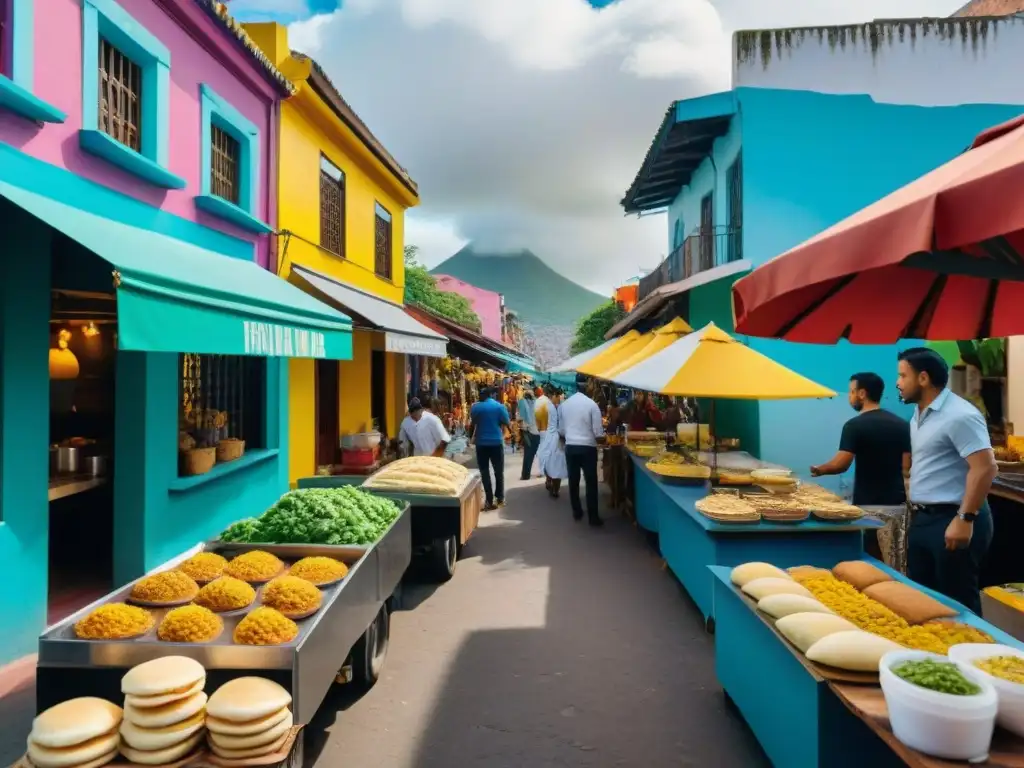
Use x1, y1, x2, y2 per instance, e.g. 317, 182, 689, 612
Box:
194, 84, 271, 234
0, 0, 65, 123
373, 202, 393, 281
319, 154, 345, 257
80, 0, 184, 189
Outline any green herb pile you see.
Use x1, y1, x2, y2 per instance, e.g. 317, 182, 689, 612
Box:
892, 659, 982, 696
219, 487, 401, 546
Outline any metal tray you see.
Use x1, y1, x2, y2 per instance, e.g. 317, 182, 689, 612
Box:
361, 470, 481, 508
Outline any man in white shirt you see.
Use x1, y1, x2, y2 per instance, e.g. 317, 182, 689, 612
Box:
558, 390, 605, 526
405, 397, 451, 458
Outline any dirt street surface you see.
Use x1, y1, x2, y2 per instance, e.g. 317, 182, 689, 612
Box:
305, 454, 769, 767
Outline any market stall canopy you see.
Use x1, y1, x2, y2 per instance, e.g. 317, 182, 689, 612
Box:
732, 113, 1024, 343
404, 303, 533, 370
548, 337, 619, 373
598, 316, 692, 379
0, 181, 353, 358
291, 265, 447, 358
611, 322, 835, 399
577, 330, 648, 377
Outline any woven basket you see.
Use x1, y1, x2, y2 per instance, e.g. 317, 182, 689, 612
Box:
181, 447, 216, 476
216, 439, 246, 463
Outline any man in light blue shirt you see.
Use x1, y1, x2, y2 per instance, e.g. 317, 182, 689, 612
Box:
898, 347, 997, 615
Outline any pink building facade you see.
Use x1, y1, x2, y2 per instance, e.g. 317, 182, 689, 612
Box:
434, 274, 504, 341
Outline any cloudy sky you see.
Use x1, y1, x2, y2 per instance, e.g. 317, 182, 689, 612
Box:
232, 0, 961, 293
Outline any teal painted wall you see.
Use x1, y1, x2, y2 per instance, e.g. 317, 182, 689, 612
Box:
0, 145, 290, 665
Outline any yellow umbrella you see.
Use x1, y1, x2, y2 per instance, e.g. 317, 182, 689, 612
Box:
578, 329, 648, 376
611, 322, 835, 399
599, 316, 692, 379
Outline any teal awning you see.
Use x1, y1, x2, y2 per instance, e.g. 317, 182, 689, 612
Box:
1, 181, 353, 359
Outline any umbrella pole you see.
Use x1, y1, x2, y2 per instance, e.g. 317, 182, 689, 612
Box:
710, 399, 718, 474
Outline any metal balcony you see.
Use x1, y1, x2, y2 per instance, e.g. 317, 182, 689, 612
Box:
637, 227, 742, 301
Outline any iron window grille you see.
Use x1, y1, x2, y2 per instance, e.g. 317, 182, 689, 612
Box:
210, 125, 241, 205
319, 155, 345, 257
374, 202, 392, 280
726, 157, 743, 263
98, 39, 142, 152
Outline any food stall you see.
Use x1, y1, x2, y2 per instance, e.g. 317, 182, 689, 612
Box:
713, 558, 1024, 768
36, 485, 411, 729
300, 456, 483, 582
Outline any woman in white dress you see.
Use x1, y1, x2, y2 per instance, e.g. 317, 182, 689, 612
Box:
541, 392, 569, 498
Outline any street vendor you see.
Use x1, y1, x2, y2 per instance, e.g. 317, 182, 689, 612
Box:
897, 347, 997, 616
624, 391, 661, 431
404, 397, 451, 458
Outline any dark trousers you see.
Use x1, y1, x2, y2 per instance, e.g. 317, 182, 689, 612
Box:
907, 502, 993, 616
476, 444, 505, 505
520, 432, 540, 480
565, 444, 599, 521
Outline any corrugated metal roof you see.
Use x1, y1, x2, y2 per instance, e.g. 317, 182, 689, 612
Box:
195, 1, 296, 95
952, 0, 1024, 16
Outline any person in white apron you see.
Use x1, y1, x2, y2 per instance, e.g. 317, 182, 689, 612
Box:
542, 393, 569, 498
534, 387, 554, 483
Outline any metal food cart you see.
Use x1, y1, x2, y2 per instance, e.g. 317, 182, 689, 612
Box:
36, 505, 411, 727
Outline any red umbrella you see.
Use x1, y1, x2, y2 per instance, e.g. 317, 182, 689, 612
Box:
731, 114, 1024, 343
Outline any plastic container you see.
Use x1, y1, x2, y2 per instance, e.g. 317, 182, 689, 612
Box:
341, 448, 376, 467
341, 432, 382, 450
949, 643, 1024, 738
879, 650, 997, 762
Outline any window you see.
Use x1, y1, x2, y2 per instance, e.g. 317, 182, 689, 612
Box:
98, 39, 141, 152
699, 193, 714, 271
0, 0, 64, 122
80, 0, 182, 189
374, 203, 392, 280
196, 85, 270, 233
178, 353, 266, 477
320, 156, 345, 256
726, 156, 743, 263
672, 218, 683, 250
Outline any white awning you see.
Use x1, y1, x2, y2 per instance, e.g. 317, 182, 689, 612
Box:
291, 265, 448, 358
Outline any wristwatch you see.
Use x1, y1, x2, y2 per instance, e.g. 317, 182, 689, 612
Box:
958, 511, 979, 522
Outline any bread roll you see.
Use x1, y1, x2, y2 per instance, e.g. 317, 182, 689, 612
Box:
126, 680, 204, 709
124, 692, 207, 729
119, 711, 205, 751
206, 677, 292, 723
208, 730, 290, 760
27, 730, 119, 768
206, 707, 290, 737
757, 594, 832, 620
30, 698, 123, 749
208, 712, 293, 751
122, 657, 205, 697
775, 613, 857, 653
832, 561, 892, 591
741, 577, 812, 601
730, 562, 791, 587
805, 630, 903, 671
118, 730, 203, 765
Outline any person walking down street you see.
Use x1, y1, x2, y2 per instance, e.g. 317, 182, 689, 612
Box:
543, 391, 569, 498
897, 347, 997, 615
405, 397, 451, 458
535, 386, 555, 492
518, 389, 540, 480
559, 389, 605, 526
811, 372, 911, 561
471, 387, 510, 511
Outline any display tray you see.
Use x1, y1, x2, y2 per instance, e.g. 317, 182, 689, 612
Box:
360, 471, 481, 508
832, 683, 1024, 767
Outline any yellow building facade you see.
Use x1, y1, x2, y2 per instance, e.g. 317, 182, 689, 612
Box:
246, 23, 443, 485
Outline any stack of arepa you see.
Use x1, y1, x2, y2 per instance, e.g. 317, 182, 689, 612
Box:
26, 697, 122, 768
119, 656, 207, 765
206, 678, 294, 761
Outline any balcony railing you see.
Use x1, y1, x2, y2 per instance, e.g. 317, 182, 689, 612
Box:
637, 227, 742, 301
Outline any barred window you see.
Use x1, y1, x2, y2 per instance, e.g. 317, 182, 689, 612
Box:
99, 39, 142, 152
374, 202, 392, 280
178, 354, 265, 475
319, 155, 344, 257
211, 125, 241, 204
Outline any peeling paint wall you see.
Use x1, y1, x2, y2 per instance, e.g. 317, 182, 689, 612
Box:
733, 18, 1024, 105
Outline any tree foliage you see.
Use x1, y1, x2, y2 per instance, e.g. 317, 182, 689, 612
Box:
570, 300, 625, 356
403, 245, 482, 332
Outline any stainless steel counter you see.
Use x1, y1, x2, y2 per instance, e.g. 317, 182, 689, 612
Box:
48, 475, 107, 502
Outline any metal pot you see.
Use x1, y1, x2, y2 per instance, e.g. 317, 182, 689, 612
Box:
83, 455, 108, 477
50, 446, 80, 475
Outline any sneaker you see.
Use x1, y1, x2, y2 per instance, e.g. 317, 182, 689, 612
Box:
496, 499, 506, 508
483, 502, 497, 511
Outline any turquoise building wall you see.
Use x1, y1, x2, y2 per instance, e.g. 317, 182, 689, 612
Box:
0, 142, 289, 663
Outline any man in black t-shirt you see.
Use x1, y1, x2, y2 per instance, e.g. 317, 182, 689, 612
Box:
811, 373, 911, 557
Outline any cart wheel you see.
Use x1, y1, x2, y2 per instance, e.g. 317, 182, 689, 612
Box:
704, 615, 716, 635
353, 604, 390, 688
427, 534, 458, 583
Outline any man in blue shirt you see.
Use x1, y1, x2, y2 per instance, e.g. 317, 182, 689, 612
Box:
471, 387, 510, 510
897, 348, 997, 615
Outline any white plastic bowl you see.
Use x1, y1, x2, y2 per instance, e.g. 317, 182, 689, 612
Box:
879, 650, 997, 762
341, 432, 382, 450
949, 643, 1024, 738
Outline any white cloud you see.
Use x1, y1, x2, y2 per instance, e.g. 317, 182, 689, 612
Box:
274, 0, 960, 293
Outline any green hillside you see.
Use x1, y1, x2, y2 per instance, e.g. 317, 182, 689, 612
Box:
431, 246, 606, 328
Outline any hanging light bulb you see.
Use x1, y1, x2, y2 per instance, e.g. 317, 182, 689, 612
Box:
49, 329, 80, 380
82, 322, 100, 338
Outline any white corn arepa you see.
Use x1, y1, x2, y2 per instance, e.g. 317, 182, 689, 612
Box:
776, 613, 858, 654
757, 593, 833, 620
118, 730, 203, 765
26, 750, 118, 768
741, 577, 812, 601
121, 657, 205, 697
124, 692, 207, 729
730, 562, 791, 587
27, 730, 119, 768
30, 698, 123, 749
206, 677, 291, 723
119, 710, 205, 751
206, 706, 290, 737
208, 730, 290, 760
208, 712, 293, 751
125, 679, 204, 709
